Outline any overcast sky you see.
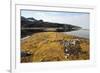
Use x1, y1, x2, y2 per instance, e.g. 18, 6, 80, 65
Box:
21, 10, 90, 29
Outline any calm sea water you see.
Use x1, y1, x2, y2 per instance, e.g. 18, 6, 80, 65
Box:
64, 29, 89, 39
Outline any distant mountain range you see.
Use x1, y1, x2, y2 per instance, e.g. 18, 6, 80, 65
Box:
21, 16, 81, 29
21, 16, 81, 38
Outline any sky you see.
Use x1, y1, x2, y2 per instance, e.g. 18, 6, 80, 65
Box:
21, 10, 90, 29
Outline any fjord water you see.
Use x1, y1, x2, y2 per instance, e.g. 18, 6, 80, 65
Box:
65, 29, 89, 39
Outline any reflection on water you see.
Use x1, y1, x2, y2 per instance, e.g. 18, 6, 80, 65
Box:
64, 29, 89, 39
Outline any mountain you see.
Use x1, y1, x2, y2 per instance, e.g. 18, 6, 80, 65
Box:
21, 16, 81, 38
21, 16, 81, 28
21, 16, 38, 27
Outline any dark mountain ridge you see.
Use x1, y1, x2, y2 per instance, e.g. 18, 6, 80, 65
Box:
21, 16, 81, 38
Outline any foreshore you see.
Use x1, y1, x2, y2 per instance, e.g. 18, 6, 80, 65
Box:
21, 32, 89, 63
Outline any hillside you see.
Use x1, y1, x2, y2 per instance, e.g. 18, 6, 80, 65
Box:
21, 16, 81, 38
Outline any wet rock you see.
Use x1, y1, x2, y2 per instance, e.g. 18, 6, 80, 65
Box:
21, 51, 32, 57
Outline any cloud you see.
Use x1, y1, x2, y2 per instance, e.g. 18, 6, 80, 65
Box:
21, 10, 89, 29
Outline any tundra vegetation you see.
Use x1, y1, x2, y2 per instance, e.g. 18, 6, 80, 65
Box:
21, 32, 89, 63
